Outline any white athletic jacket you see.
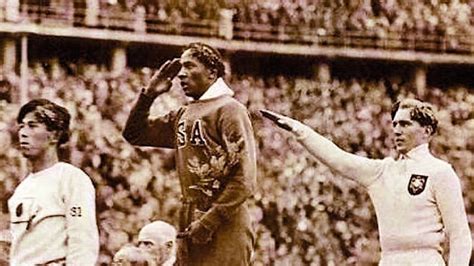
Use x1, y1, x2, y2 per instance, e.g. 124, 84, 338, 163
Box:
8, 162, 99, 265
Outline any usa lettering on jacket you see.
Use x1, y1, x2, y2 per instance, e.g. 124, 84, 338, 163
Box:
177, 119, 207, 147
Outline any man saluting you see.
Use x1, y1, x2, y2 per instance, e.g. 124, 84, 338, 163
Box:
123, 42, 257, 266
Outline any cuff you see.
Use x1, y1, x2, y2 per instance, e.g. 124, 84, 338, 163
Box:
294, 124, 310, 141
199, 210, 221, 233
138, 88, 157, 106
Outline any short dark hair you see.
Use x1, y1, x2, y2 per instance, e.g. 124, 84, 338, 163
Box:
391, 99, 438, 135
183, 42, 225, 78
17, 99, 71, 145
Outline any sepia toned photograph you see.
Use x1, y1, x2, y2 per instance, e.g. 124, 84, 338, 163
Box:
0, 0, 473, 265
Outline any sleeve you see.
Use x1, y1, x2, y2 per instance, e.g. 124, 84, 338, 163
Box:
198, 104, 257, 232
122, 90, 179, 148
62, 165, 99, 266
433, 166, 472, 266
297, 124, 386, 187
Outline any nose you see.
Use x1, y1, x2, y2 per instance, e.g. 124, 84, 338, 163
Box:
393, 124, 402, 136
177, 68, 187, 79
18, 127, 28, 139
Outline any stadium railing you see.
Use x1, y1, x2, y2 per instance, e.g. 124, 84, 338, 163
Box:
1, 3, 473, 54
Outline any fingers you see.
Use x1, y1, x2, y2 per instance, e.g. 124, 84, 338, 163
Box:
260, 109, 294, 131
164, 58, 182, 78
177, 231, 189, 239
156, 58, 181, 81
156, 59, 171, 74
177, 222, 212, 244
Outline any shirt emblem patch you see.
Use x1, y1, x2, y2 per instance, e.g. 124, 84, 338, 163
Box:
408, 174, 428, 195
16, 203, 23, 217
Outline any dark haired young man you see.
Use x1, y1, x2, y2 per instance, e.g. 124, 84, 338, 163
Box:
262, 99, 471, 265
9, 99, 99, 265
123, 43, 257, 265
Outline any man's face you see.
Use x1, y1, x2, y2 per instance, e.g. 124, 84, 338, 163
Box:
138, 239, 172, 265
18, 112, 56, 159
392, 108, 428, 154
178, 49, 214, 100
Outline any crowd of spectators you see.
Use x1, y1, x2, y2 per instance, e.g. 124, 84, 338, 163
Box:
1, 0, 473, 52
0, 61, 473, 264
232, 0, 473, 44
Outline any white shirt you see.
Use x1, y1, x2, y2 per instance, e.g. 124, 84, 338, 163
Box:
297, 123, 472, 265
352, 144, 471, 265
8, 162, 99, 265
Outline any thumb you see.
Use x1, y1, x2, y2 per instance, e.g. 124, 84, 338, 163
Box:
177, 231, 189, 239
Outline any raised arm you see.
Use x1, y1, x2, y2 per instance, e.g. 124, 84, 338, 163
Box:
261, 110, 384, 186
434, 167, 472, 265
122, 59, 182, 148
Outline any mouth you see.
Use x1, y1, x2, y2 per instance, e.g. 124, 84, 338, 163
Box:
19, 141, 29, 148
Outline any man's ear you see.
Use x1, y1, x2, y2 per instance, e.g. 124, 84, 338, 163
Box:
49, 131, 60, 145
165, 240, 174, 249
208, 69, 217, 81
424, 126, 433, 136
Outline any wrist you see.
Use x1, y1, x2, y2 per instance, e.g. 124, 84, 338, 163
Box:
142, 87, 159, 99
294, 124, 309, 141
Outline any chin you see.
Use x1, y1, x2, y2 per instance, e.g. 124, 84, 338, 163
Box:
395, 146, 406, 154
21, 152, 32, 158
21, 151, 40, 160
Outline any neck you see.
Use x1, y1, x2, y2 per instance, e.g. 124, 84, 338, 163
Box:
28, 147, 59, 173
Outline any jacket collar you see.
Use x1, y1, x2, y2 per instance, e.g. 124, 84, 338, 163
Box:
399, 143, 430, 160
199, 78, 234, 100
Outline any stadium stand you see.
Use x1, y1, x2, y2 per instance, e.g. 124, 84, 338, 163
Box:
0, 61, 473, 264
0, 0, 473, 264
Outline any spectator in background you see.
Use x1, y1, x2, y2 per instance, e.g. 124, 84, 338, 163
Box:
123, 42, 257, 265
8, 99, 99, 265
262, 98, 472, 265
0, 80, 12, 103
137, 220, 177, 266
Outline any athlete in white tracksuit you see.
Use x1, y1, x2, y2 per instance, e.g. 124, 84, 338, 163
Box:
263, 98, 472, 265
9, 99, 99, 265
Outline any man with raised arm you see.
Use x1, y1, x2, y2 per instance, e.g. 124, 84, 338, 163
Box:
261, 98, 472, 265
123, 43, 257, 265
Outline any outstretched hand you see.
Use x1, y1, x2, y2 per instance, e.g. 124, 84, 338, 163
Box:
260, 109, 308, 139
144, 58, 182, 98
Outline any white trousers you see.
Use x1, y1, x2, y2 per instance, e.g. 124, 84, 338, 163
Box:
379, 249, 445, 266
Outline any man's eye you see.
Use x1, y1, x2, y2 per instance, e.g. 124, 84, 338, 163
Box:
139, 241, 153, 247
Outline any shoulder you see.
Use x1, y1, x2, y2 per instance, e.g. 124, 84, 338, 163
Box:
57, 162, 94, 186
224, 96, 247, 111
419, 155, 460, 189
379, 156, 397, 169
365, 156, 396, 187
216, 97, 250, 120
57, 162, 88, 176
424, 154, 456, 177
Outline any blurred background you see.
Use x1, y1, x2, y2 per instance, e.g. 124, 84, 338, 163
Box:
0, 0, 473, 265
